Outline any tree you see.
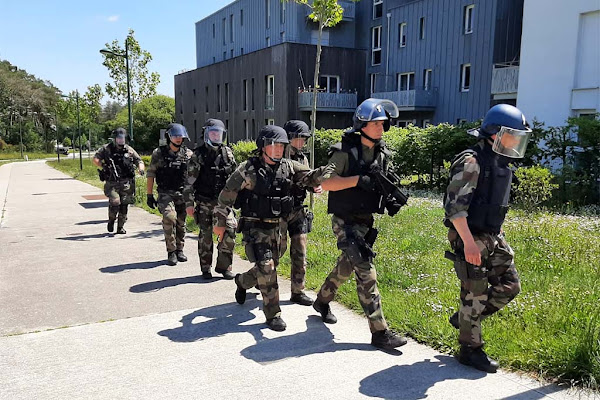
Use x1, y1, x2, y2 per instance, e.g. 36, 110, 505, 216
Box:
107, 95, 174, 151
288, 0, 358, 207
101, 29, 161, 104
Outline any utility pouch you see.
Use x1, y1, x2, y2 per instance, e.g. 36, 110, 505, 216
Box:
271, 198, 281, 216
236, 218, 246, 234
98, 169, 106, 182
364, 227, 378, 247
306, 210, 314, 233
467, 262, 489, 280
248, 243, 272, 263
338, 238, 364, 265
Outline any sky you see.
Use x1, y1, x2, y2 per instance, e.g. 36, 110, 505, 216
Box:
0, 0, 233, 103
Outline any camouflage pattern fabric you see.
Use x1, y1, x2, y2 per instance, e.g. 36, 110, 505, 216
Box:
236, 223, 288, 319
158, 191, 187, 253
214, 157, 332, 320
146, 146, 194, 207
286, 206, 308, 294
444, 144, 482, 222
316, 215, 388, 333
448, 229, 521, 347
195, 199, 235, 273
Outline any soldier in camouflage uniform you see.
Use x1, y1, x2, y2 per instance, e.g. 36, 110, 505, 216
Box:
444, 104, 532, 373
93, 128, 145, 234
315, 98, 407, 350
213, 125, 331, 332
282, 120, 321, 306
188, 119, 237, 280
146, 123, 195, 266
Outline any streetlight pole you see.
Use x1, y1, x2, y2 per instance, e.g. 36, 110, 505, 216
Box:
100, 38, 133, 143
18, 113, 23, 158
55, 110, 60, 163
76, 90, 82, 170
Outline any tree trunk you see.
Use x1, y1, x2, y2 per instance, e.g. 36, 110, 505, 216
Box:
309, 21, 324, 210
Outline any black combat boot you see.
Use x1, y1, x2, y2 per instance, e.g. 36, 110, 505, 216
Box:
202, 270, 213, 280
290, 292, 314, 306
313, 299, 337, 324
449, 312, 459, 329
215, 269, 235, 280
116, 227, 126, 234
457, 345, 499, 373
266, 316, 287, 332
167, 252, 178, 266
107, 220, 115, 233
371, 329, 408, 350
234, 274, 246, 304
175, 250, 187, 262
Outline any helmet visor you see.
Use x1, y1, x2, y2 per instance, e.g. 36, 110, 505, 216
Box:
263, 138, 287, 161
492, 126, 532, 158
356, 99, 400, 122
204, 126, 225, 146
115, 136, 126, 146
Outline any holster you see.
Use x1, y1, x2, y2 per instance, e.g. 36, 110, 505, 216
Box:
445, 250, 488, 281
246, 242, 272, 263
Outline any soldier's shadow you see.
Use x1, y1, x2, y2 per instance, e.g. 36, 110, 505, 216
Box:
358, 355, 486, 400
157, 296, 265, 343
240, 315, 389, 365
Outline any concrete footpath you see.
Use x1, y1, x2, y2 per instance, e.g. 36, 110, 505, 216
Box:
0, 161, 596, 400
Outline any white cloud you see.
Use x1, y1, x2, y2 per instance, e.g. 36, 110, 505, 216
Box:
107, 15, 119, 23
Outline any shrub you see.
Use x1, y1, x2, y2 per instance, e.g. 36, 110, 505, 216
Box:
231, 140, 257, 164
513, 166, 557, 210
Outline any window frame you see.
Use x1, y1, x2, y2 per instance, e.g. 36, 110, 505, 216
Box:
399, 22, 407, 47
373, 0, 383, 19
371, 26, 382, 65
397, 72, 415, 91
423, 68, 432, 91
464, 4, 474, 35
460, 63, 471, 92
265, 75, 275, 110
419, 17, 425, 40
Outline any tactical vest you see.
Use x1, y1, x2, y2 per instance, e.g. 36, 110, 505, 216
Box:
289, 150, 308, 208
155, 145, 189, 192
107, 144, 136, 180
237, 157, 293, 219
327, 133, 386, 216
448, 143, 512, 234
193, 145, 235, 200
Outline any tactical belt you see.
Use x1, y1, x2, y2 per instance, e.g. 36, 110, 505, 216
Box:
241, 216, 282, 229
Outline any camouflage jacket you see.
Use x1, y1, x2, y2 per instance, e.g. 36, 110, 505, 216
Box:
147, 145, 194, 206
94, 143, 142, 179
443, 142, 482, 223
214, 157, 332, 227
187, 144, 236, 200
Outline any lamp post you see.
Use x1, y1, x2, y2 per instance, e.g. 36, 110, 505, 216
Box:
61, 92, 82, 170
100, 38, 133, 143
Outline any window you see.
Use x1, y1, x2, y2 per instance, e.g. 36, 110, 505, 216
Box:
222, 18, 226, 45
370, 73, 377, 94
212, 23, 215, 38
252, 118, 256, 137
267, 119, 275, 125
265, 75, 274, 110
396, 120, 416, 127
225, 119, 229, 130
372, 26, 382, 65
217, 84, 221, 112
461, 63, 471, 92
318, 75, 340, 93
422, 119, 430, 127
243, 79, 248, 111
266, 0, 270, 28
230, 14, 234, 43
280, 0, 285, 24
423, 69, 432, 91
194, 120, 198, 143
224, 83, 229, 112
193, 89, 196, 113
241, 47, 244, 55
397, 72, 415, 91
457, 118, 468, 125
240, 9, 244, 26
230, 49, 234, 58
281, 31, 285, 42
213, 56, 215, 63
419, 17, 425, 39
399, 23, 407, 47
223, 51, 226, 60
205, 86, 209, 112
464, 5, 474, 34
266, 37, 271, 46
373, 0, 383, 19
251, 78, 255, 110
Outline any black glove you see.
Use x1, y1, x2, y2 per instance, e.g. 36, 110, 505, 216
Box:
147, 194, 157, 209
356, 175, 374, 192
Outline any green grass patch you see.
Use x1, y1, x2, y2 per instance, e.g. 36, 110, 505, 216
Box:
1, 152, 59, 161
49, 158, 599, 388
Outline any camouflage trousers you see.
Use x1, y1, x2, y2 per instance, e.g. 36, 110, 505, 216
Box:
316, 215, 388, 333
448, 229, 521, 348
158, 191, 187, 253
237, 221, 287, 320
286, 207, 309, 294
194, 199, 236, 273
104, 179, 135, 228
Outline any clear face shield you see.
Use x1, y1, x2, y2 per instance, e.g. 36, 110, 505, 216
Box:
492, 126, 532, 159
263, 138, 287, 162
285, 134, 309, 158
115, 135, 126, 146
204, 126, 226, 147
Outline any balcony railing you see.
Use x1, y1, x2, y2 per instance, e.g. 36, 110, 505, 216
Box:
371, 88, 438, 110
340, 1, 355, 20
491, 64, 519, 95
298, 92, 357, 112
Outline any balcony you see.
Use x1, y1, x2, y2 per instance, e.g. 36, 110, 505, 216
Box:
371, 88, 437, 111
491, 63, 519, 99
571, 87, 599, 111
306, 2, 355, 21
298, 91, 357, 112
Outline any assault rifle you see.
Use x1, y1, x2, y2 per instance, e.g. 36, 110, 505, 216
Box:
98, 158, 120, 182
369, 164, 409, 216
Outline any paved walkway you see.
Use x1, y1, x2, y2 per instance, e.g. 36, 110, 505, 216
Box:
0, 161, 596, 400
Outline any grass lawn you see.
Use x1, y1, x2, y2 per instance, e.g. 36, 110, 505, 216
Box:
48, 158, 600, 389
1, 152, 59, 161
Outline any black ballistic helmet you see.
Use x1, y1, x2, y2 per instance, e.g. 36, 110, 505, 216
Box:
283, 120, 311, 139
203, 118, 227, 147
166, 123, 189, 139
255, 125, 289, 149
112, 127, 127, 139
